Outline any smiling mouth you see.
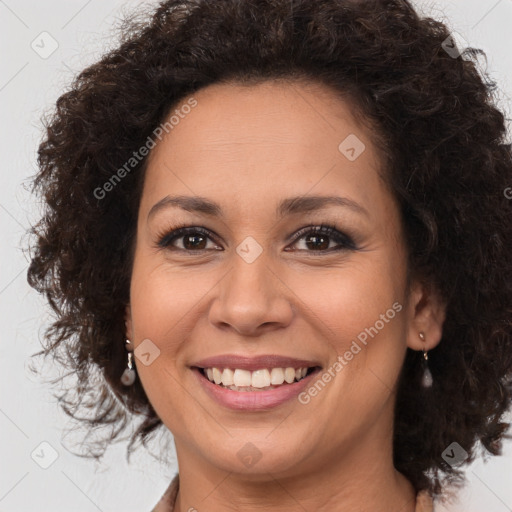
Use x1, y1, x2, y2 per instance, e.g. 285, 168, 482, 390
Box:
193, 366, 321, 391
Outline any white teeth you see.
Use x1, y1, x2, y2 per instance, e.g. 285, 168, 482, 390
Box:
221, 368, 234, 386
202, 366, 312, 389
270, 367, 285, 385
213, 367, 222, 385
251, 369, 270, 388
233, 369, 252, 387
284, 367, 296, 383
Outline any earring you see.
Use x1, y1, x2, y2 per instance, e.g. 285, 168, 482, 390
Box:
121, 339, 137, 386
419, 331, 433, 388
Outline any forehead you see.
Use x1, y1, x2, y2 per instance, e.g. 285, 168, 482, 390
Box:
140, 79, 390, 224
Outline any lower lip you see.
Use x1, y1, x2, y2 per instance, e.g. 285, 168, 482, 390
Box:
192, 367, 321, 410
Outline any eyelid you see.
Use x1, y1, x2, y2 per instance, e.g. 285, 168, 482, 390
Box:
155, 224, 221, 249
154, 223, 358, 252
287, 224, 358, 251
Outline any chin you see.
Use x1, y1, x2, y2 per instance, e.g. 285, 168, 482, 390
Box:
200, 436, 310, 477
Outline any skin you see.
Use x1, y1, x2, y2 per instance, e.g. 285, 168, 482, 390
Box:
124, 79, 446, 512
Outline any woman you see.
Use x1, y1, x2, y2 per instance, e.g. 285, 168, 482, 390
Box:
27, 0, 512, 511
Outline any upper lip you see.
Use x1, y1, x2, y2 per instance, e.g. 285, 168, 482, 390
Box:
191, 354, 322, 371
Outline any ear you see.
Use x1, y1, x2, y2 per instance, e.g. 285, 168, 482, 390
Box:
405, 279, 446, 351
124, 304, 133, 341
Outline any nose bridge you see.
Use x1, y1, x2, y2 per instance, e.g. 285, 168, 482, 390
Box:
209, 237, 293, 334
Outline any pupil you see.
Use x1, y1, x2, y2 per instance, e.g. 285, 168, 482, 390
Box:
306, 234, 328, 250
184, 234, 205, 250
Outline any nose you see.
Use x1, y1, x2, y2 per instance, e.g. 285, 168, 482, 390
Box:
208, 249, 294, 337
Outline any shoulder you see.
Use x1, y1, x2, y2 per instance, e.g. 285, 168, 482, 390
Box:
150, 473, 180, 512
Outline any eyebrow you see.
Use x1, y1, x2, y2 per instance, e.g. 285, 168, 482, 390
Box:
147, 194, 369, 221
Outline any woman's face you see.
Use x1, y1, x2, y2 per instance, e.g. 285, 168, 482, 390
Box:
125, 80, 436, 479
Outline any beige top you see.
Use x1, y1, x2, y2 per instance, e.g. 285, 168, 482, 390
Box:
150, 474, 434, 511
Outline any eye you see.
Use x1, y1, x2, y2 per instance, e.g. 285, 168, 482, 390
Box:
155, 223, 357, 254
156, 226, 221, 252
286, 224, 358, 253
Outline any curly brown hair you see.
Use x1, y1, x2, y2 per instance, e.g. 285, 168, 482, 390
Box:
26, 0, 512, 499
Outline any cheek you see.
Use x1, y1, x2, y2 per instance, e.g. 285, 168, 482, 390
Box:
127, 259, 197, 425
285, 257, 407, 387
126, 257, 194, 391
285, 258, 402, 336
129, 252, 218, 338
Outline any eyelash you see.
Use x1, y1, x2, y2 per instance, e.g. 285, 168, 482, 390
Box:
155, 223, 358, 254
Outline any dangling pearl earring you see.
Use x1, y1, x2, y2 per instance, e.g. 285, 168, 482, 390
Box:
121, 339, 136, 386
419, 331, 433, 388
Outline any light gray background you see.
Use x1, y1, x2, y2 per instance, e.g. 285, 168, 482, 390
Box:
1, 1, 511, 511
